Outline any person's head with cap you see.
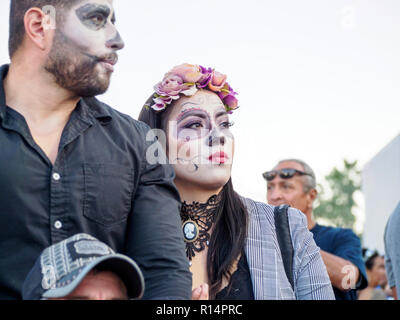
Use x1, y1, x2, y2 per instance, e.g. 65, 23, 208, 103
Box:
22, 233, 144, 300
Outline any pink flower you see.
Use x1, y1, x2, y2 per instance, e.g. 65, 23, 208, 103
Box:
151, 96, 173, 111
223, 95, 239, 111
168, 63, 203, 84
147, 63, 239, 113
154, 74, 187, 98
208, 71, 227, 92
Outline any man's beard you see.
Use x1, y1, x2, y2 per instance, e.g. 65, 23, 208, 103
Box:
44, 32, 113, 97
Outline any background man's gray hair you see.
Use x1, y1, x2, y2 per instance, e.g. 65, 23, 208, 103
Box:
277, 158, 317, 192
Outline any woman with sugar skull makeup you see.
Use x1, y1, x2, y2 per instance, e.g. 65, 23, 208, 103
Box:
139, 63, 335, 300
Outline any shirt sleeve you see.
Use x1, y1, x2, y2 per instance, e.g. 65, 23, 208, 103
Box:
289, 208, 335, 300
384, 212, 397, 289
331, 228, 368, 290
384, 250, 395, 288
124, 121, 192, 300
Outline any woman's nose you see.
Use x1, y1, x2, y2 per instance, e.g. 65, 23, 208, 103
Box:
207, 132, 225, 147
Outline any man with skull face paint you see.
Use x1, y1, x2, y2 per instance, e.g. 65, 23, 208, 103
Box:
0, 0, 191, 299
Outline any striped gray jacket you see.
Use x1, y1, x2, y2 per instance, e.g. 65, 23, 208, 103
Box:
242, 197, 335, 300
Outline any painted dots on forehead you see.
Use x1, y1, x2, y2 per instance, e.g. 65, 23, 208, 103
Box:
178, 95, 225, 115
197, 93, 225, 108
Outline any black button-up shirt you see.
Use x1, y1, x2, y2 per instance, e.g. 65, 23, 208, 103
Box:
0, 64, 191, 300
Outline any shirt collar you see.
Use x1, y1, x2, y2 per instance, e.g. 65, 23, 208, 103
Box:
0, 63, 113, 125
310, 223, 321, 233
80, 97, 113, 125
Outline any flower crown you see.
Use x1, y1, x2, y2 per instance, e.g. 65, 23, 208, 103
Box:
145, 63, 239, 113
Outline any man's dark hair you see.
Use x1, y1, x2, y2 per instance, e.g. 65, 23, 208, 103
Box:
8, 0, 79, 58
362, 248, 380, 271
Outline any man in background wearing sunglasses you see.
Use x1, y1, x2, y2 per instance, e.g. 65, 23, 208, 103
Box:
264, 159, 367, 300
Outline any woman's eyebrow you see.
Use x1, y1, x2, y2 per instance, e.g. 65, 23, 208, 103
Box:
215, 110, 228, 118
177, 109, 209, 123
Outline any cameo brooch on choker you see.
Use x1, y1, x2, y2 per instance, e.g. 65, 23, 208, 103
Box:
180, 194, 222, 263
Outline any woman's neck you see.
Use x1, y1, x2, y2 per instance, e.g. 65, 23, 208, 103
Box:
175, 179, 223, 204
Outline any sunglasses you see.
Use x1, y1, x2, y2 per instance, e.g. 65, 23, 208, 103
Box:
262, 168, 313, 181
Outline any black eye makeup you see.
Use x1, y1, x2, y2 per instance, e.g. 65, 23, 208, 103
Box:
76, 4, 112, 30
183, 120, 205, 129
214, 110, 234, 130
176, 108, 233, 141
177, 112, 210, 141
219, 120, 234, 129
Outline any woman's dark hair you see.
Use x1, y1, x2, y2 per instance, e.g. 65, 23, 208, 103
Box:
138, 92, 248, 299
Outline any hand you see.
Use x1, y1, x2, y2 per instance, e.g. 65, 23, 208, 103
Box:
192, 283, 209, 300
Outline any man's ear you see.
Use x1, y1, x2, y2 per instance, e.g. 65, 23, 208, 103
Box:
308, 188, 318, 202
23, 7, 55, 51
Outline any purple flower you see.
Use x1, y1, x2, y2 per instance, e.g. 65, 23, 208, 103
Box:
197, 65, 213, 88
218, 83, 239, 111
147, 63, 240, 113
222, 94, 239, 111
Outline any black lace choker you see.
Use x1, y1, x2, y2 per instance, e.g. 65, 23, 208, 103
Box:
180, 193, 222, 264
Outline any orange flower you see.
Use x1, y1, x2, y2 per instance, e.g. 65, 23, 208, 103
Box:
208, 71, 227, 92
168, 63, 203, 84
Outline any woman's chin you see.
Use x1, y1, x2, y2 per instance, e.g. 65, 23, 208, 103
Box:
189, 176, 230, 192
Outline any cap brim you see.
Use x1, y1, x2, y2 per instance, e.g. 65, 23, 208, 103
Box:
42, 254, 144, 300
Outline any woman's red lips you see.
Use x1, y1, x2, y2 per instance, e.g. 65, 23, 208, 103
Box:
208, 151, 228, 164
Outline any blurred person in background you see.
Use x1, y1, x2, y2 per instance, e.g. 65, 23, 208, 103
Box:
384, 201, 400, 300
358, 249, 388, 300
265, 159, 368, 300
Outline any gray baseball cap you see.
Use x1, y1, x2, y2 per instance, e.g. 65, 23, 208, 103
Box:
22, 234, 145, 300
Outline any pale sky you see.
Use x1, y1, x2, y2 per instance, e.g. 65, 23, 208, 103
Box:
0, 0, 399, 232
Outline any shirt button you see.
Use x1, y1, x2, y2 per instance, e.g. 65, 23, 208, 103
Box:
54, 221, 62, 229
52, 173, 61, 181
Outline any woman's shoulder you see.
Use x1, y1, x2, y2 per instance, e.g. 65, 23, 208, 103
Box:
240, 197, 274, 222
240, 197, 308, 230
286, 207, 309, 230
240, 197, 274, 213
